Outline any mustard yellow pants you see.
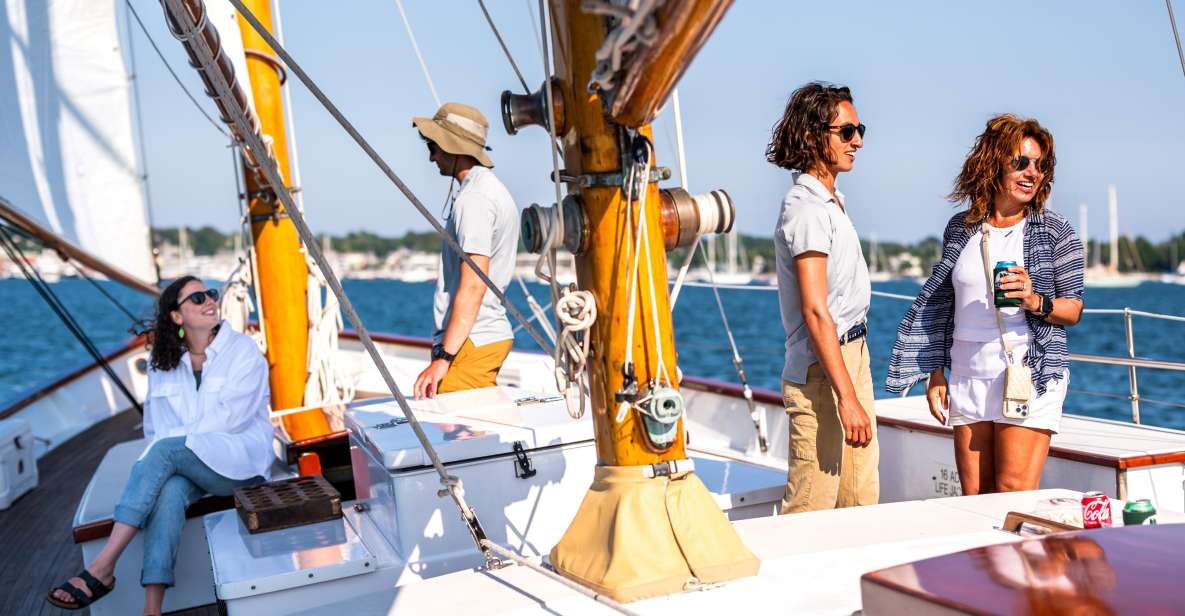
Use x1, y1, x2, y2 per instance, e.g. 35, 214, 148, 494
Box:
780, 337, 880, 514
438, 338, 514, 394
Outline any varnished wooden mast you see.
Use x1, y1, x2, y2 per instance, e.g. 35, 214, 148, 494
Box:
549, 0, 684, 466
236, 1, 328, 439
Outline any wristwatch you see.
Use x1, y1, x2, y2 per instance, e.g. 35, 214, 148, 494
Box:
1035, 294, 1054, 317
431, 343, 456, 363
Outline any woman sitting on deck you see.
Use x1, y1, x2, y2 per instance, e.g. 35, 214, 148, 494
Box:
886, 115, 1085, 495
48, 276, 273, 614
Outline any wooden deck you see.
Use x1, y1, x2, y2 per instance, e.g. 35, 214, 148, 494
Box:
0, 410, 217, 615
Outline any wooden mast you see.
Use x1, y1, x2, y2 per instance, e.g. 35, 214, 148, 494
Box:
550, 3, 683, 467
542, 0, 758, 601
236, 1, 328, 440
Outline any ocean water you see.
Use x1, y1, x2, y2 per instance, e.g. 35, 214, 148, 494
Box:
2, 277, 1183, 430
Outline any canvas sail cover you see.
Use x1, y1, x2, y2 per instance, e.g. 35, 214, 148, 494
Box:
0, 0, 155, 282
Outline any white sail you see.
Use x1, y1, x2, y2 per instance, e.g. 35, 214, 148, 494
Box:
0, 0, 154, 282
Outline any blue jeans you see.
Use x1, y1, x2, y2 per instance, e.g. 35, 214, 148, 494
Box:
113, 437, 262, 586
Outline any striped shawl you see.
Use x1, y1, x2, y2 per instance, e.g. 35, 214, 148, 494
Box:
886, 208, 1084, 396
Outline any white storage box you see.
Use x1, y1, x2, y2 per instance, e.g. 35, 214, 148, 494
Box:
347, 386, 599, 580
0, 417, 38, 510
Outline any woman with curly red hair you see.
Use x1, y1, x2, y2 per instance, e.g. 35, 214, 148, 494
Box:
888, 114, 1085, 494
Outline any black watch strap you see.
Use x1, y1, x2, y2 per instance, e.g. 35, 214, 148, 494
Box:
432, 343, 456, 363
1039, 294, 1054, 317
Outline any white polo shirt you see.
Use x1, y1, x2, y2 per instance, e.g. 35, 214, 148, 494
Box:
433, 166, 520, 347
141, 322, 274, 480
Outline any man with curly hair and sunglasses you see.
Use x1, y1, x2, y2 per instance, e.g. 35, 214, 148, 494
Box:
767, 82, 877, 513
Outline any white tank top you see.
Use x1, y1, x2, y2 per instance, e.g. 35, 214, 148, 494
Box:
951, 220, 1029, 344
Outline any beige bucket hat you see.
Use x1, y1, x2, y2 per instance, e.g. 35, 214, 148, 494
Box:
412, 102, 494, 168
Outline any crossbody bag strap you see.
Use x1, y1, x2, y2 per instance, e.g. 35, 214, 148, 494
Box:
979, 225, 1016, 364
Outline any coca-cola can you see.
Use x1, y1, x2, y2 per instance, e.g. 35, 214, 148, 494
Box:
1081, 491, 1112, 528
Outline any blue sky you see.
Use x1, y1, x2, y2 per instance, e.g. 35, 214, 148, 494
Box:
126, 0, 1185, 242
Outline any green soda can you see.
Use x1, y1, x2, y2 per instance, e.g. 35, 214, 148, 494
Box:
1122, 499, 1157, 526
994, 261, 1022, 308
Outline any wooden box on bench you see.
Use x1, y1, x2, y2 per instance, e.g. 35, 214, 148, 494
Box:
234, 475, 342, 534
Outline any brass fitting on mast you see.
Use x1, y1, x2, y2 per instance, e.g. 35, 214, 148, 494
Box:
500, 78, 568, 135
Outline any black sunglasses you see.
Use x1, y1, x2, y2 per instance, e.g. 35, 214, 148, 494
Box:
1010, 155, 1051, 173
827, 123, 866, 142
177, 288, 219, 308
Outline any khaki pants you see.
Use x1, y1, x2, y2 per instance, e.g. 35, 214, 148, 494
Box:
780, 337, 880, 514
438, 338, 514, 394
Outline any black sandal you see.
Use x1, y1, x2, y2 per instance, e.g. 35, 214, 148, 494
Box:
46, 569, 115, 610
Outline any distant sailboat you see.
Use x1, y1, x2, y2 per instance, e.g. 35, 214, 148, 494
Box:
868, 233, 893, 282
1083, 184, 1148, 288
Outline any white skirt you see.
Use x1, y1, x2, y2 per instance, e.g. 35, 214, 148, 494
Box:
947, 338, 1068, 433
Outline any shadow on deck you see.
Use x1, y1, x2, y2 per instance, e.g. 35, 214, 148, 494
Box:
0, 410, 217, 615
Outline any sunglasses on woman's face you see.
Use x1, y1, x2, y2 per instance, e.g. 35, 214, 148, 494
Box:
1010, 155, 1051, 173
178, 288, 219, 308
827, 123, 866, 142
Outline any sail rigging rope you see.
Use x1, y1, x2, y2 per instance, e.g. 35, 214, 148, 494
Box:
1, 222, 145, 330
0, 225, 144, 416
478, 0, 531, 92
514, 275, 557, 343
695, 241, 768, 452
1168, 0, 1185, 80
615, 141, 676, 423
532, 0, 594, 419
125, 0, 229, 139
392, 0, 441, 107
123, 1, 163, 284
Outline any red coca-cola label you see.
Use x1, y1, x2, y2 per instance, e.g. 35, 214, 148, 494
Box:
1081, 493, 1112, 528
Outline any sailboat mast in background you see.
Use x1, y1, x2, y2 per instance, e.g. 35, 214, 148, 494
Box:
1109, 184, 1119, 273
232, 0, 328, 439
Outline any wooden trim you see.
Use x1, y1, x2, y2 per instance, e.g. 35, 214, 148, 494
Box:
1115, 451, 1185, 469
681, 375, 784, 406
72, 495, 234, 544
861, 572, 992, 616
0, 335, 148, 421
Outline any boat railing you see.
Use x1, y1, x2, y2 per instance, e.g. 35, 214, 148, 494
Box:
675, 281, 1185, 424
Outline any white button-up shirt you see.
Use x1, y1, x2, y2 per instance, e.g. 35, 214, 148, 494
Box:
141, 322, 273, 480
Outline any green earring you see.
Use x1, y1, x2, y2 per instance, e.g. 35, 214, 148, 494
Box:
178, 326, 185, 339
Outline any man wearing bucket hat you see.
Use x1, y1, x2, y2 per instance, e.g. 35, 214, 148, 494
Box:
412, 102, 520, 398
